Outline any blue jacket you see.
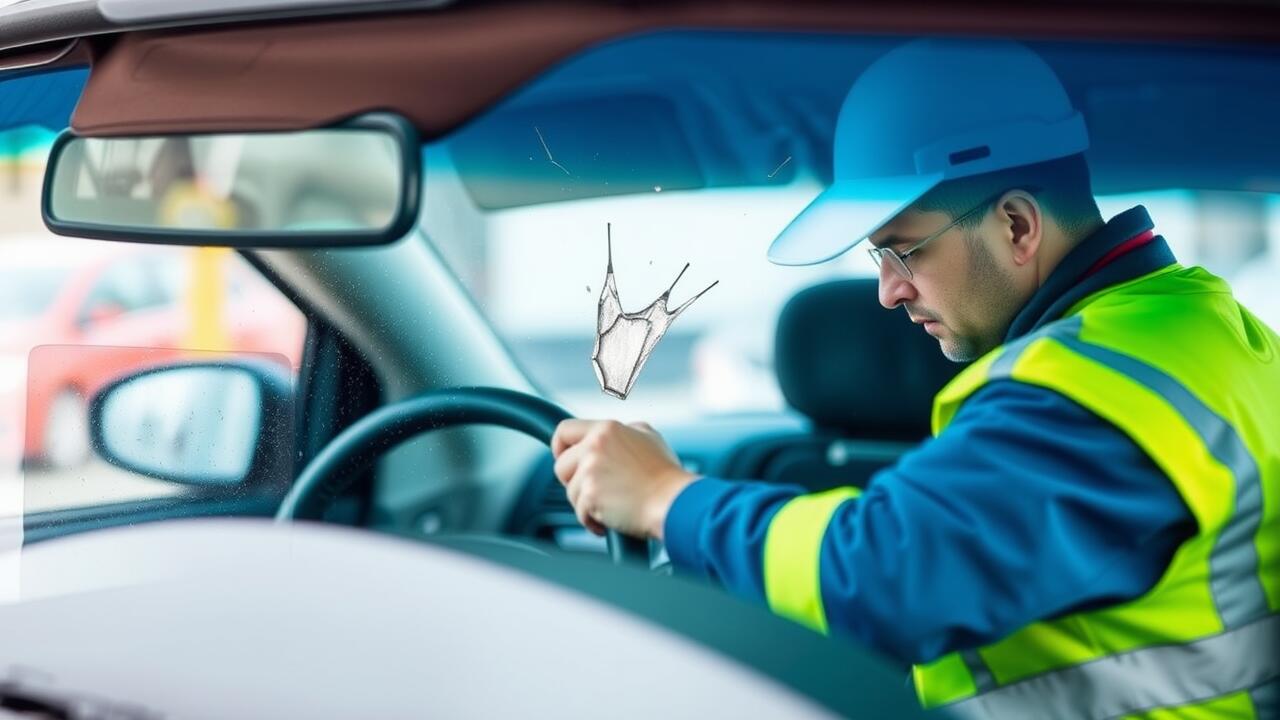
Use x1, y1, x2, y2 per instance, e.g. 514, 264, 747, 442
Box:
663, 206, 1196, 665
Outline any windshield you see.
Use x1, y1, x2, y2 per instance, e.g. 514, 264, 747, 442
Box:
420, 31, 1280, 424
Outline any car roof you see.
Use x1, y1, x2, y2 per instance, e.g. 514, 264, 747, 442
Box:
0, 0, 449, 54
3, 0, 1280, 64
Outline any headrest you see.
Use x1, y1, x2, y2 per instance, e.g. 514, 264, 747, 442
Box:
775, 278, 964, 440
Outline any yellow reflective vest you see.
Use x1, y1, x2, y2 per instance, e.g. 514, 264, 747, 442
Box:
768, 263, 1280, 719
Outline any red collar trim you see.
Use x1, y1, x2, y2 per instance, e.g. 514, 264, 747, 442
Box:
1083, 229, 1156, 279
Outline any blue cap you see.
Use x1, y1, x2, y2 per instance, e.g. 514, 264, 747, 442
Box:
767, 39, 1089, 266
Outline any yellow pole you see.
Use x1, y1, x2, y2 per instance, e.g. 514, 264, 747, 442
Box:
185, 246, 231, 351
158, 180, 238, 352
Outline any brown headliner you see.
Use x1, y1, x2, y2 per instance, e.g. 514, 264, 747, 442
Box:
71, 0, 1280, 138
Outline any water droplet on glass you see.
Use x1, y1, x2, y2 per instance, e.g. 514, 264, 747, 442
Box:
653, 185, 662, 193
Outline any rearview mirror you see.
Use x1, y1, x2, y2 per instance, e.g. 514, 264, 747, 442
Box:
43, 114, 419, 248
89, 360, 294, 486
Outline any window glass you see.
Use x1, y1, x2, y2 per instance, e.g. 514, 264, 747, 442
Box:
420, 31, 1280, 424
0, 122, 308, 515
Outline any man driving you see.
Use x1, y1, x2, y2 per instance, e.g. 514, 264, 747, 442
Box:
551, 39, 1279, 718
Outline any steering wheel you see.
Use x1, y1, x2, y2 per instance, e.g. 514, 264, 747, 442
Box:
274, 386, 650, 566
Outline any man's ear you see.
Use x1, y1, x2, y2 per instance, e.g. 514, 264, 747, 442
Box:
996, 190, 1043, 267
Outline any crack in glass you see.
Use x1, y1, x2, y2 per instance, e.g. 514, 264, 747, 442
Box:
591, 224, 717, 400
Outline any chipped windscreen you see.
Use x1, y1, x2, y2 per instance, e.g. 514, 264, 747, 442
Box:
419, 31, 1280, 424
592, 224, 718, 400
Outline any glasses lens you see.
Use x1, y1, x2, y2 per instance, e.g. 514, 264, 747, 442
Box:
883, 250, 912, 280
868, 247, 913, 280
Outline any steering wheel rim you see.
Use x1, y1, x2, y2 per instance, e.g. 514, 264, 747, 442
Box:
274, 386, 649, 565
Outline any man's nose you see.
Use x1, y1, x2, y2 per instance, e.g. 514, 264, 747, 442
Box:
877, 261, 918, 309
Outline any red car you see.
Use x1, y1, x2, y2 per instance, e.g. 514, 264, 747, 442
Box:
0, 234, 304, 469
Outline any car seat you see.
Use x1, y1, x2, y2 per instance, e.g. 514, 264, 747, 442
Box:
710, 278, 963, 490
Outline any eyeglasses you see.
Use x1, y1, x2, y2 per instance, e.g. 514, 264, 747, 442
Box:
866, 192, 1008, 281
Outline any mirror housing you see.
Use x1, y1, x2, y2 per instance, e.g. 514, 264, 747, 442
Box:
42, 113, 420, 248
88, 359, 294, 487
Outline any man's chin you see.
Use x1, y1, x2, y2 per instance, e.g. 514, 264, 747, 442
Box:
917, 321, 982, 363
938, 334, 979, 363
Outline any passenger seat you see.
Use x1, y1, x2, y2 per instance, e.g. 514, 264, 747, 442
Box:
712, 278, 963, 491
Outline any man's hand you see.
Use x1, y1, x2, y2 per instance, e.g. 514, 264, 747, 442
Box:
550, 419, 696, 540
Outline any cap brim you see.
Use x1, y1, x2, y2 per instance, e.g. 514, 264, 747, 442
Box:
767, 173, 944, 266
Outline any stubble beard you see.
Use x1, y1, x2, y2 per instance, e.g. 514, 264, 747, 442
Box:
938, 232, 1021, 363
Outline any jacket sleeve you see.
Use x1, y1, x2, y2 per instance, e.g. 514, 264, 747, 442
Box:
662, 380, 1195, 664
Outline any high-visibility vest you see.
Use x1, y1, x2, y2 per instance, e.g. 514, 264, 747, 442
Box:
764, 264, 1280, 719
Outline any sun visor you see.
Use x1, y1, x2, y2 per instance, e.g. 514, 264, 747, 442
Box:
70, 7, 647, 137
70, 4, 915, 137
64, 1, 1177, 138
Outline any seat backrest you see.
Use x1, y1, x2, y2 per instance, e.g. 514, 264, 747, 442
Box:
714, 278, 963, 491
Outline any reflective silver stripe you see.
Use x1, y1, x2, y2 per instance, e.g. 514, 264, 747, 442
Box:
1055, 334, 1269, 629
1252, 678, 1280, 720
961, 649, 997, 694
969, 316, 1276, 717
987, 324, 1047, 379
989, 316, 1269, 628
952, 613, 1280, 720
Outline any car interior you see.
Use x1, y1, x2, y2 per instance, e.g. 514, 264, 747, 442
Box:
4, 0, 1278, 567
715, 278, 962, 489
0, 0, 1278, 715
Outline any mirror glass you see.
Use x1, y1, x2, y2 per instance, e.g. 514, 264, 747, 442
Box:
46, 128, 405, 238
96, 365, 262, 485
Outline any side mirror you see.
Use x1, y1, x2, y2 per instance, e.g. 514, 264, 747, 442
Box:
88, 359, 293, 487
